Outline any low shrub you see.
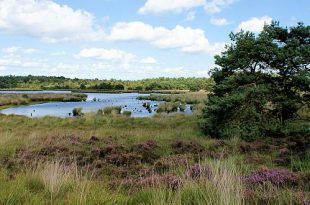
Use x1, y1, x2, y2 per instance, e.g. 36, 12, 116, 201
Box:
245, 168, 297, 186
72, 108, 83, 116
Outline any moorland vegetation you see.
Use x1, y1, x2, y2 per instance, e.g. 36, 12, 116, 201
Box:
0, 22, 309, 205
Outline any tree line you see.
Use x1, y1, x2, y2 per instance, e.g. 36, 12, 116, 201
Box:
0, 76, 214, 91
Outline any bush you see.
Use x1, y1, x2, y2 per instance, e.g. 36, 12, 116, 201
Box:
72, 108, 83, 116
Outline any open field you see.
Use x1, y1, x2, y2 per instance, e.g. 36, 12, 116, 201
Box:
0, 93, 87, 109
0, 113, 309, 204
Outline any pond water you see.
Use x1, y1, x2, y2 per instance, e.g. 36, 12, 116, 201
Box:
0, 91, 192, 118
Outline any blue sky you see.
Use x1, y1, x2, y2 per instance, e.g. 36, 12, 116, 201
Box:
0, 0, 309, 80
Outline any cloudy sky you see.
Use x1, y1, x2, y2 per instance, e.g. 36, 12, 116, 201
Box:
0, 0, 309, 80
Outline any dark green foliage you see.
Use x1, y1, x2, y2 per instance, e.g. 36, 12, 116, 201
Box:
0, 75, 214, 91
143, 102, 151, 109
143, 102, 152, 113
80, 83, 86, 89
72, 108, 83, 116
202, 22, 310, 140
179, 103, 186, 112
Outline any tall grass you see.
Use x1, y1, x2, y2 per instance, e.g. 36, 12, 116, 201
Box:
128, 157, 244, 205
0, 93, 87, 108
0, 113, 308, 204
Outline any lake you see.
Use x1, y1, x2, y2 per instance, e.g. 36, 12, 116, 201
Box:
0, 91, 192, 118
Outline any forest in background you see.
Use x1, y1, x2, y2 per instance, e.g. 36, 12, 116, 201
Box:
0, 76, 214, 91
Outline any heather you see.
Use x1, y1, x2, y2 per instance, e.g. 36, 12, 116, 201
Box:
0, 114, 309, 204
0, 22, 308, 205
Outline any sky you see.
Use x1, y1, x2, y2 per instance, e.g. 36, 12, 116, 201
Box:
0, 0, 309, 80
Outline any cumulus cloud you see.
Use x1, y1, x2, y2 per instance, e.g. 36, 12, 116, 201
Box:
0, 0, 105, 42
204, 0, 234, 14
2, 47, 38, 54
139, 0, 234, 14
139, 0, 205, 14
235, 16, 272, 32
108, 21, 225, 55
108, 22, 166, 41
0, 54, 47, 69
210, 17, 230, 26
75, 48, 136, 62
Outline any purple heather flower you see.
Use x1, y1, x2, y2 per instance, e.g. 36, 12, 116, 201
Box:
245, 168, 297, 186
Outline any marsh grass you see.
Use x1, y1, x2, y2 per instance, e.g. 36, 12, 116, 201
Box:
128, 157, 244, 205
138, 91, 208, 104
0, 93, 87, 108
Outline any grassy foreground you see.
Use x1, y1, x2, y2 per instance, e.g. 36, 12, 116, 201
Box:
0, 113, 309, 205
0, 93, 87, 109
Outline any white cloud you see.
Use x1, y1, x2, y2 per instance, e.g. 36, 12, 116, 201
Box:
210, 17, 230, 26
186, 11, 196, 21
0, 55, 47, 68
75, 48, 136, 62
139, 0, 205, 14
235, 16, 272, 32
108, 22, 225, 55
2, 47, 38, 54
0, 0, 105, 42
140, 57, 157, 64
139, 0, 233, 14
204, 0, 234, 14
108, 22, 166, 41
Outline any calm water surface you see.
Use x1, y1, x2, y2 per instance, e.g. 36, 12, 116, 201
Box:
0, 91, 192, 118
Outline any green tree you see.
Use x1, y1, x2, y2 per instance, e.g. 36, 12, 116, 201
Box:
202, 22, 310, 140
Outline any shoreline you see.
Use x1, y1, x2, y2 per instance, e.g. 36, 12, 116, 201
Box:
0, 101, 50, 110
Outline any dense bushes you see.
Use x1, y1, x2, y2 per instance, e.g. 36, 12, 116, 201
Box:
202, 22, 310, 140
